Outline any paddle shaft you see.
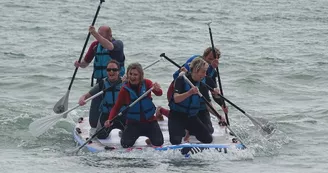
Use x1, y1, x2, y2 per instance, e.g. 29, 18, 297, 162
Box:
181, 74, 222, 120
143, 57, 162, 70
75, 86, 154, 153
63, 79, 121, 117
162, 54, 269, 133
207, 23, 230, 125
160, 53, 182, 69
182, 74, 246, 147
201, 83, 266, 129
161, 54, 224, 117
68, 0, 105, 90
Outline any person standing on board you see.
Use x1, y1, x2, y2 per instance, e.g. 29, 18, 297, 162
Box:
168, 58, 219, 145
104, 63, 164, 148
78, 60, 125, 137
157, 47, 227, 133
74, 25, 126, 131
74, 25, 125, 80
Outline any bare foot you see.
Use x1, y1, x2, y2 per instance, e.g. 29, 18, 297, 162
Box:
183, 130, 190, 143
145, 138, 151, 146
155, 106, 164, 121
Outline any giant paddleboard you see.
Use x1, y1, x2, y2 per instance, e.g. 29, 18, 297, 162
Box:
73, 117, 245, 157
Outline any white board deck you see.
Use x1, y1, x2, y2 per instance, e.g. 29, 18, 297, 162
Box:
73, 117, 245, 155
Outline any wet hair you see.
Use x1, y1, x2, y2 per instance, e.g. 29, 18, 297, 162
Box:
190, 58, 208, 73
127, 62, 144, 81
203, 47, 221, 59
107, 59, 120, 69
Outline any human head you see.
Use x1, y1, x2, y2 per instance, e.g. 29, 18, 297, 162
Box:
202, 47, 221, 65
189, 57, 209, 82
98, 26, 112, 41
106, 60, 120, 82
126, 63, 144, 85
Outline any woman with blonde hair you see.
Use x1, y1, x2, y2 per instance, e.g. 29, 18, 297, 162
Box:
167, 58, 214, 145
104, 63, 164, 148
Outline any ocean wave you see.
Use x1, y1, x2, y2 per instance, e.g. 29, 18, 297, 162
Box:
3, 52, 27, 58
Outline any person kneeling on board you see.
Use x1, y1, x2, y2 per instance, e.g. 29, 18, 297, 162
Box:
104, 63, 164, 148
168, 58, 226, 145
78, 60, 126, 139
157, 47, 228, 135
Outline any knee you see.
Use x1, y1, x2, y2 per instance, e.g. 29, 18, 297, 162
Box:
97, 133, 108, 139
200, 135, 213, 144
208, 126, 214, 134
97, 128, 110, 139
170, 136, 182, 145
151, 138, 164, 146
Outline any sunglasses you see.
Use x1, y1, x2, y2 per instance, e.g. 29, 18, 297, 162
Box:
106, 68, 119, 72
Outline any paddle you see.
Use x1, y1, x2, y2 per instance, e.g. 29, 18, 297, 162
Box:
70, 86, 154, 154
32, 57, 162, 137
207, 22, 230, 125
179, 72, 247, 148
53, 0, 105, 114
161, 53, 274, 134
202, 85, 275, 135
29, 80, 121, 137
143, 56, 163, 70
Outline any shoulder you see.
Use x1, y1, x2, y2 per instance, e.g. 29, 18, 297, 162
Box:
112, 39, 123, 44
143, 79, 153, 87
174, 76, 185, 86
98, 78, 106, 88
122, 82, 129, 89
184, 55, 199, 68
186, 55, 200, 62
91, 41, 99, 47
112, 39, 123, 47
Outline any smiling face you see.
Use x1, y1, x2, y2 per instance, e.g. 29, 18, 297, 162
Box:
128, 69, 141, 85
106, 62, 119, 82
126, 63, 144, 85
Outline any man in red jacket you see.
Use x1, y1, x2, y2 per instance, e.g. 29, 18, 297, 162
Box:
104, 63, 164, 148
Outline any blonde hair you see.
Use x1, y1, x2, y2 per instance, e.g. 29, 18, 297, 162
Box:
203, 47, 221, 59
190, 58, 208, 72
127, 62, 144, 81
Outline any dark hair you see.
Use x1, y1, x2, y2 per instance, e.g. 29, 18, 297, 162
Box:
203, 47, 221, 59
107, 60, 120, 69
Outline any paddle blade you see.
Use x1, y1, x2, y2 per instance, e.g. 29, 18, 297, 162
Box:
65, 148, 80, 155
253, 117, 276, 135
262, 123, 276, 135
53, 90, 69, 114
29, 114, 63, 137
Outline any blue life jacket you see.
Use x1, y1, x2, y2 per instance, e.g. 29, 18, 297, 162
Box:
99, 79, 123, 114
169, 78, 204, 117
173, 55, 217, 80
123, 82, 156, 121
93, 43, 112, 80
